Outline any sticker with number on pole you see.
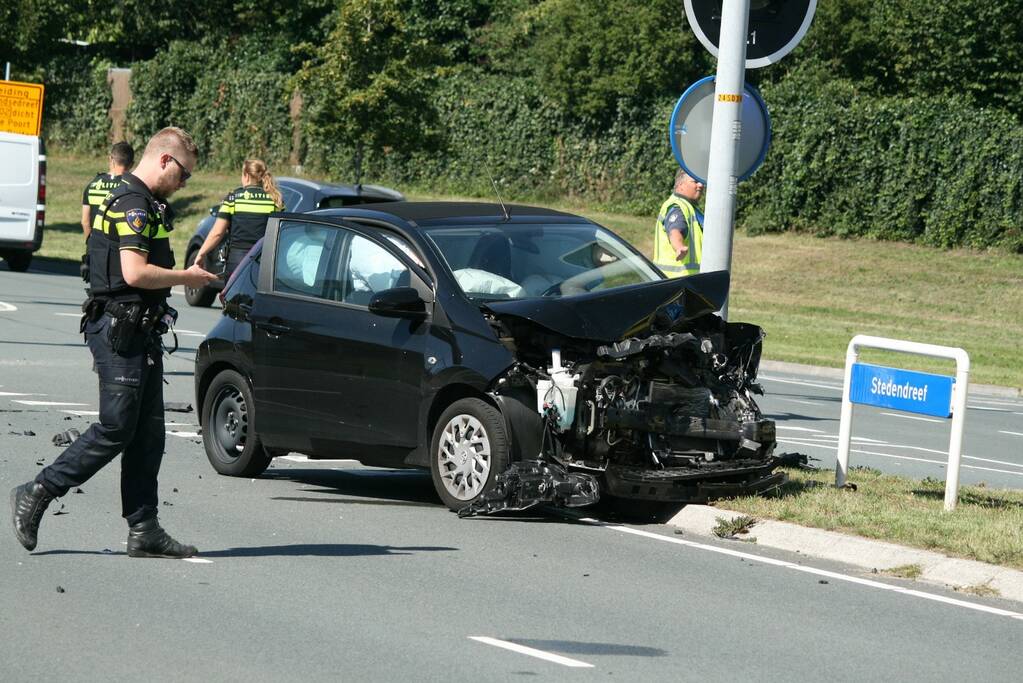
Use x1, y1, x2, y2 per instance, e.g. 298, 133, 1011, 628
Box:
669, 76, 771, 185
684, 0, 818, 69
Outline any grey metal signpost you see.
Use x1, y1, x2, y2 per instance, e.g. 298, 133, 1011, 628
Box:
683, 0, 817, 318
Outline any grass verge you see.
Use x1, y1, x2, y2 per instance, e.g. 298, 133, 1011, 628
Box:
37, 152, 1023, 388
721, 467, 1023, 570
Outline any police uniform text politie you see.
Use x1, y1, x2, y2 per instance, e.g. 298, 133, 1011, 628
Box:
11, 127, 218, 559
195, 159, 284, 280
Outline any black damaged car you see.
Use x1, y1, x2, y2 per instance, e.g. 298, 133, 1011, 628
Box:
194, 202, 792, 515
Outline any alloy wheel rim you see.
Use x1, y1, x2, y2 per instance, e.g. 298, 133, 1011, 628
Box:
437, 414, 491, 500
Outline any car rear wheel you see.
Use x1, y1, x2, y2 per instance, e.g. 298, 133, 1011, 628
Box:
184, 248, 217, 307
2, 251, 32, 272
202, 369, 273, 477
430, 398, 510, 511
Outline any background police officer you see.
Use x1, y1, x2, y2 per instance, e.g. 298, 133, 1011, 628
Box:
81, 141, 134, 240
653, 170, 705, 278
195, 158, 284, 280
11, 127, 218, 558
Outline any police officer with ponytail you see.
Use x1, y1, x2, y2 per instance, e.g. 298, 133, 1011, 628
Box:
195, 159, 285, 280
11, 127, 218, 558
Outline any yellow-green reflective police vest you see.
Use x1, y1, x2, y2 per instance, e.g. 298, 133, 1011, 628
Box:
653, 195, 703, 278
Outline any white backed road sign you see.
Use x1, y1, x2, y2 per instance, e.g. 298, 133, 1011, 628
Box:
685, 0, 817, 68
669, 76, 771, 184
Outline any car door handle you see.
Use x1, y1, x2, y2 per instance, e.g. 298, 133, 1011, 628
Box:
255, 320, 291, 336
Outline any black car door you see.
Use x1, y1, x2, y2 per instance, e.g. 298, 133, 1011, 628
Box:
251, 217, 431, 461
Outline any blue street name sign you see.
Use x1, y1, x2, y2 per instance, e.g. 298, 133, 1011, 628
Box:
849, 363, 955, 418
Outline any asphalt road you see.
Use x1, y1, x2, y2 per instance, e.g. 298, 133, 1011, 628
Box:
2, 259, 1022, 681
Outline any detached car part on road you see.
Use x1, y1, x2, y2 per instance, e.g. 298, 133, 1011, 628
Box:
183, 177, 403, 307
194, 202, 790, 515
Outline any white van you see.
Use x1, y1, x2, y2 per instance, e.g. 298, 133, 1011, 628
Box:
0, 131, 46, 272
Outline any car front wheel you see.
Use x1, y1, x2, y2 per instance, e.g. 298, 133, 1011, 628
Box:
201, 369, 273, 477
430, 398, 510, 511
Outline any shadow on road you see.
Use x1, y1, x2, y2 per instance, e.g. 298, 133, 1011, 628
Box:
506, 639, 668, 658
264, 467, 443, 508
766, 411, 837, 423
200, 543, 458, 558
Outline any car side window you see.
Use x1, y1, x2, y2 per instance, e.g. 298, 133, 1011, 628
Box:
279, 187, 302, 212
273, 221, 341, 300
342, 234, 410, 307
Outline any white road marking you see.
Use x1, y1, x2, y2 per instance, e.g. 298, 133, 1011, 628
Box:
777, 438, 1023, 477
775, 425, 825, 433
61, 410, 99, 416
0, 301, 17, 312
970, 398, 1023, 408
165, 422, 195, 427
279, 455, 361, 464
168, 431, 201, 438
0, 391, 41, 396
968, 405, 1010, 412
468, 637, 594, 668
776, 397, 822, 407
881, 412, 944, 424
588, 522, 1023, 621
13, 400, 89, 406
173, 329, 203, 334
183, 558, 213, 564
54, 312, 82, 318
760, 375, 843, 392
1000, 431, 1023, 438
801, 435, 889, 444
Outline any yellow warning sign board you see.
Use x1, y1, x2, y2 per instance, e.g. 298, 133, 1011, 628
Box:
0, 81, 45, 136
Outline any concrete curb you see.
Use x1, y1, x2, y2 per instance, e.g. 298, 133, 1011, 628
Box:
667, 505, 1023, 604
759, 359, 1021, 398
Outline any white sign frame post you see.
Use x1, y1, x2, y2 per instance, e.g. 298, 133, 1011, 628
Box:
836, 335, 971, 511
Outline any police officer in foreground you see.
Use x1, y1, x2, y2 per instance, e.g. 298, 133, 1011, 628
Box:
81, 141, 134, 240
11, 127, 218, 558
653, 169, 705, 278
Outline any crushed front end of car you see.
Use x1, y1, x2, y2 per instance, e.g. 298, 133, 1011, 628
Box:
461, 271, 800, 516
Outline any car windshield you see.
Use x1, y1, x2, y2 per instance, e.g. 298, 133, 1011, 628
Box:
422, 222, 662, 301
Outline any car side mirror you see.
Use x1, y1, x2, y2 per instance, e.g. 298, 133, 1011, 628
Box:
368, 286, 427, 318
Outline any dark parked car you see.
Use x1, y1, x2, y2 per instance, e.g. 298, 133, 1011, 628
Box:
182, 177, 403, 307
194, 202, 788, 514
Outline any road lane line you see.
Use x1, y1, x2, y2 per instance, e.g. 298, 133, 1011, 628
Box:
468, 637, 594, 668
279, 455, 361, 464
881, 412, 944, 424
0, 301, 17, 312
760, 375, 843, 392
61, 410, 99, 416
1000, 431, 1023, 437
776, 398, 822, 407
183, 558, 213, 564
13, 400, 89, 406
168, 431, 201, 438
777, 438, 1023, 477
0, 391, 42, 396
775, 426, 825, 433
968, 405, 1010, 412
585, 522, 1023, 622
54, 312, 81, 317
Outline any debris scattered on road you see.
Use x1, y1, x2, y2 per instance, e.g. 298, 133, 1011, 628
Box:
172, 488, 178, 493
56, 586, 65, 594
818, 580, 829, 585
165, 402, 193, 413
162, 501, 173, 506
712, 515, 759, 539
53, 503, 68, 516
458, 460, 599, 517
74, 488, 84, 494
9, 429, 36, 436
63, 416, 72, 421
52, 429, 81, 447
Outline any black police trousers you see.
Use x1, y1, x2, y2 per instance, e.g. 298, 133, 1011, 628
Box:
37, 313, 165, 526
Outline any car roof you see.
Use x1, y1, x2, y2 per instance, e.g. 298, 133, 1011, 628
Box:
339, 201, 582, 223
277, 176, 402, 201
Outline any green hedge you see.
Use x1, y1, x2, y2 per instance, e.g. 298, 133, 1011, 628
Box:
42, 55, 113, 153
742, 69, 1023, 252
126, 39, 293, 169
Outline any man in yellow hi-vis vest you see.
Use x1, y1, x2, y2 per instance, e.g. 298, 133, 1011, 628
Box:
653, 169, 704, 278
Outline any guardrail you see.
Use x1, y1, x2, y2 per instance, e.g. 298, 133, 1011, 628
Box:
836, 335, 970, 511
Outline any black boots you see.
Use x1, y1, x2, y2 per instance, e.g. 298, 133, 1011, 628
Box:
11, 481, 55, 551
126, 518, 197, 559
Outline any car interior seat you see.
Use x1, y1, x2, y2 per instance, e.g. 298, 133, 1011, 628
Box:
467, 232, 513, 280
